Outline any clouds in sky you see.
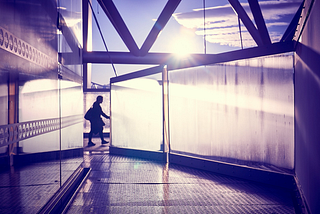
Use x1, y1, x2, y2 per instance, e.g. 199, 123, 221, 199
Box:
172, 0, 301, 48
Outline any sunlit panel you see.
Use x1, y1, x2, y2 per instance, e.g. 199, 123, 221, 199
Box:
60, 79, 83, 153
0, 84, 8, 126
169, 54, 294, 169
20, 79, 59, 122
111, 78, 162, 151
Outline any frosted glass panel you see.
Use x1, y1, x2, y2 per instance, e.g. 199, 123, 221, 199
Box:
0, 82, 8, 155
19, 79, 60, 153
169, 54, 294, 169
111, 78, 162, 151
60, 80, 83, 150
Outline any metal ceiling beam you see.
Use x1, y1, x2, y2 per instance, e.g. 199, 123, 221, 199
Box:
228, 0, 263, 46
97, 0, 140, 56
110, 65, 163, 83
168, 41, 295, 70
83, 41, 295, 66
281, 1, 304, 42
247, 0, 271, 45
139, 0, 181, 56
83, 51, 172, 64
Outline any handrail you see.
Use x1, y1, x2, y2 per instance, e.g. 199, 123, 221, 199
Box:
0, 115, 82, 148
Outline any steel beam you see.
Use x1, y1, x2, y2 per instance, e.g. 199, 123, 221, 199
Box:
281, 1, 304, 42
228, 0, 263, 46
139, 0, 181, 56
97, 0, 140, 56
83, 41, 295, 67
167, 41, 295, 70
110, 65, 163, 83
83, 51, 172, 64
248, 0, 271, 45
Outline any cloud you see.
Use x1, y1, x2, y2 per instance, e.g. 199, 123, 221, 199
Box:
172, 0, 302, 48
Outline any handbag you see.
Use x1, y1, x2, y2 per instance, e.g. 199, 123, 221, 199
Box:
84, 107, 93, 120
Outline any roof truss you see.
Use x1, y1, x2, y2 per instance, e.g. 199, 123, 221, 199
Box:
82, 0, 303, 66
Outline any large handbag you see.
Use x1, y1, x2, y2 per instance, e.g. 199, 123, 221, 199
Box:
84, 107, 93, 120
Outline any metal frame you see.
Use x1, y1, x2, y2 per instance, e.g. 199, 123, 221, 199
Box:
97, 0, 140, 56
82, 0, 303, 89
247, 0, 271, 45
84, 41, 295, 68
139, 0, 181, 56
83, 0, 304, 192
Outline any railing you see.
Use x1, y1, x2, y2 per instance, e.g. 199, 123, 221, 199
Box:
0, 115, 83, 148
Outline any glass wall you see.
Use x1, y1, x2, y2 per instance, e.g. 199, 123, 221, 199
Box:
111, 74, 162, 151
0, 0, 83, 212
0, 75, 8, 156
58, 0, 83, 185
169, 54, 294, 170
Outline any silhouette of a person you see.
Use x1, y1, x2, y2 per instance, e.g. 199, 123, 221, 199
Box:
88, 95, 110, 146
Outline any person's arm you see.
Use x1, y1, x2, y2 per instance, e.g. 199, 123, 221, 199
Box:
98, 105, 110, 119
101, 111, 110, 119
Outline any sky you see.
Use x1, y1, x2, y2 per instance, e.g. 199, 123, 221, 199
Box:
87, 0, 302, 85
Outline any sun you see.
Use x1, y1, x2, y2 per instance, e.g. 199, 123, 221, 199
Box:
171, 37, 193, 58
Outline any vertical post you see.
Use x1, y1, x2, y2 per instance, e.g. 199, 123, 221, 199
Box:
83, 0, 92, 91
203, 0, 206, 54
8, 73, 18, 166
162, 65, 170, 163
109, 83, 112, 147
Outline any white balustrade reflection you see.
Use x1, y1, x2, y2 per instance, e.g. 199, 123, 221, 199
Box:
169, 54, 294, 169
18, 79, 83, 153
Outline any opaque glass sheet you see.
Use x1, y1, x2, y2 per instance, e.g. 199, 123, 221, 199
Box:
111, 78, 162, 151
169, 54, 294, 169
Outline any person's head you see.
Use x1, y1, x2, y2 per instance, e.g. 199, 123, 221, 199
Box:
96, 95, 103, 103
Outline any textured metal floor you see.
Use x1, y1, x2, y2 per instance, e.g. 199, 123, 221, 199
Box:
0, 158, 83, 214
0, 138, 297, 214
66, 145, 296, 214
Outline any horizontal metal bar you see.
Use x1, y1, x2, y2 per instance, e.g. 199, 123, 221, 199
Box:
83, 51, 172, 64
110, 65, 163, 83
169, 153, 296, 189
168, 40, 296, 70
84, 41, 295, 68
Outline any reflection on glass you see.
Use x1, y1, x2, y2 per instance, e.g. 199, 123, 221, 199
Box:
58, 0, 83, 45
169, 54, 294, 170
19, 79, 60, 153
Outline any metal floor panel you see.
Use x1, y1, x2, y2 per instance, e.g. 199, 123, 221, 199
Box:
0, 160, 81, 214
66, 149, 296, 214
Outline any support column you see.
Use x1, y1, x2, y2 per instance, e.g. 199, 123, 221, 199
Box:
8, 72, 18, 166
162, 65, 170, 163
